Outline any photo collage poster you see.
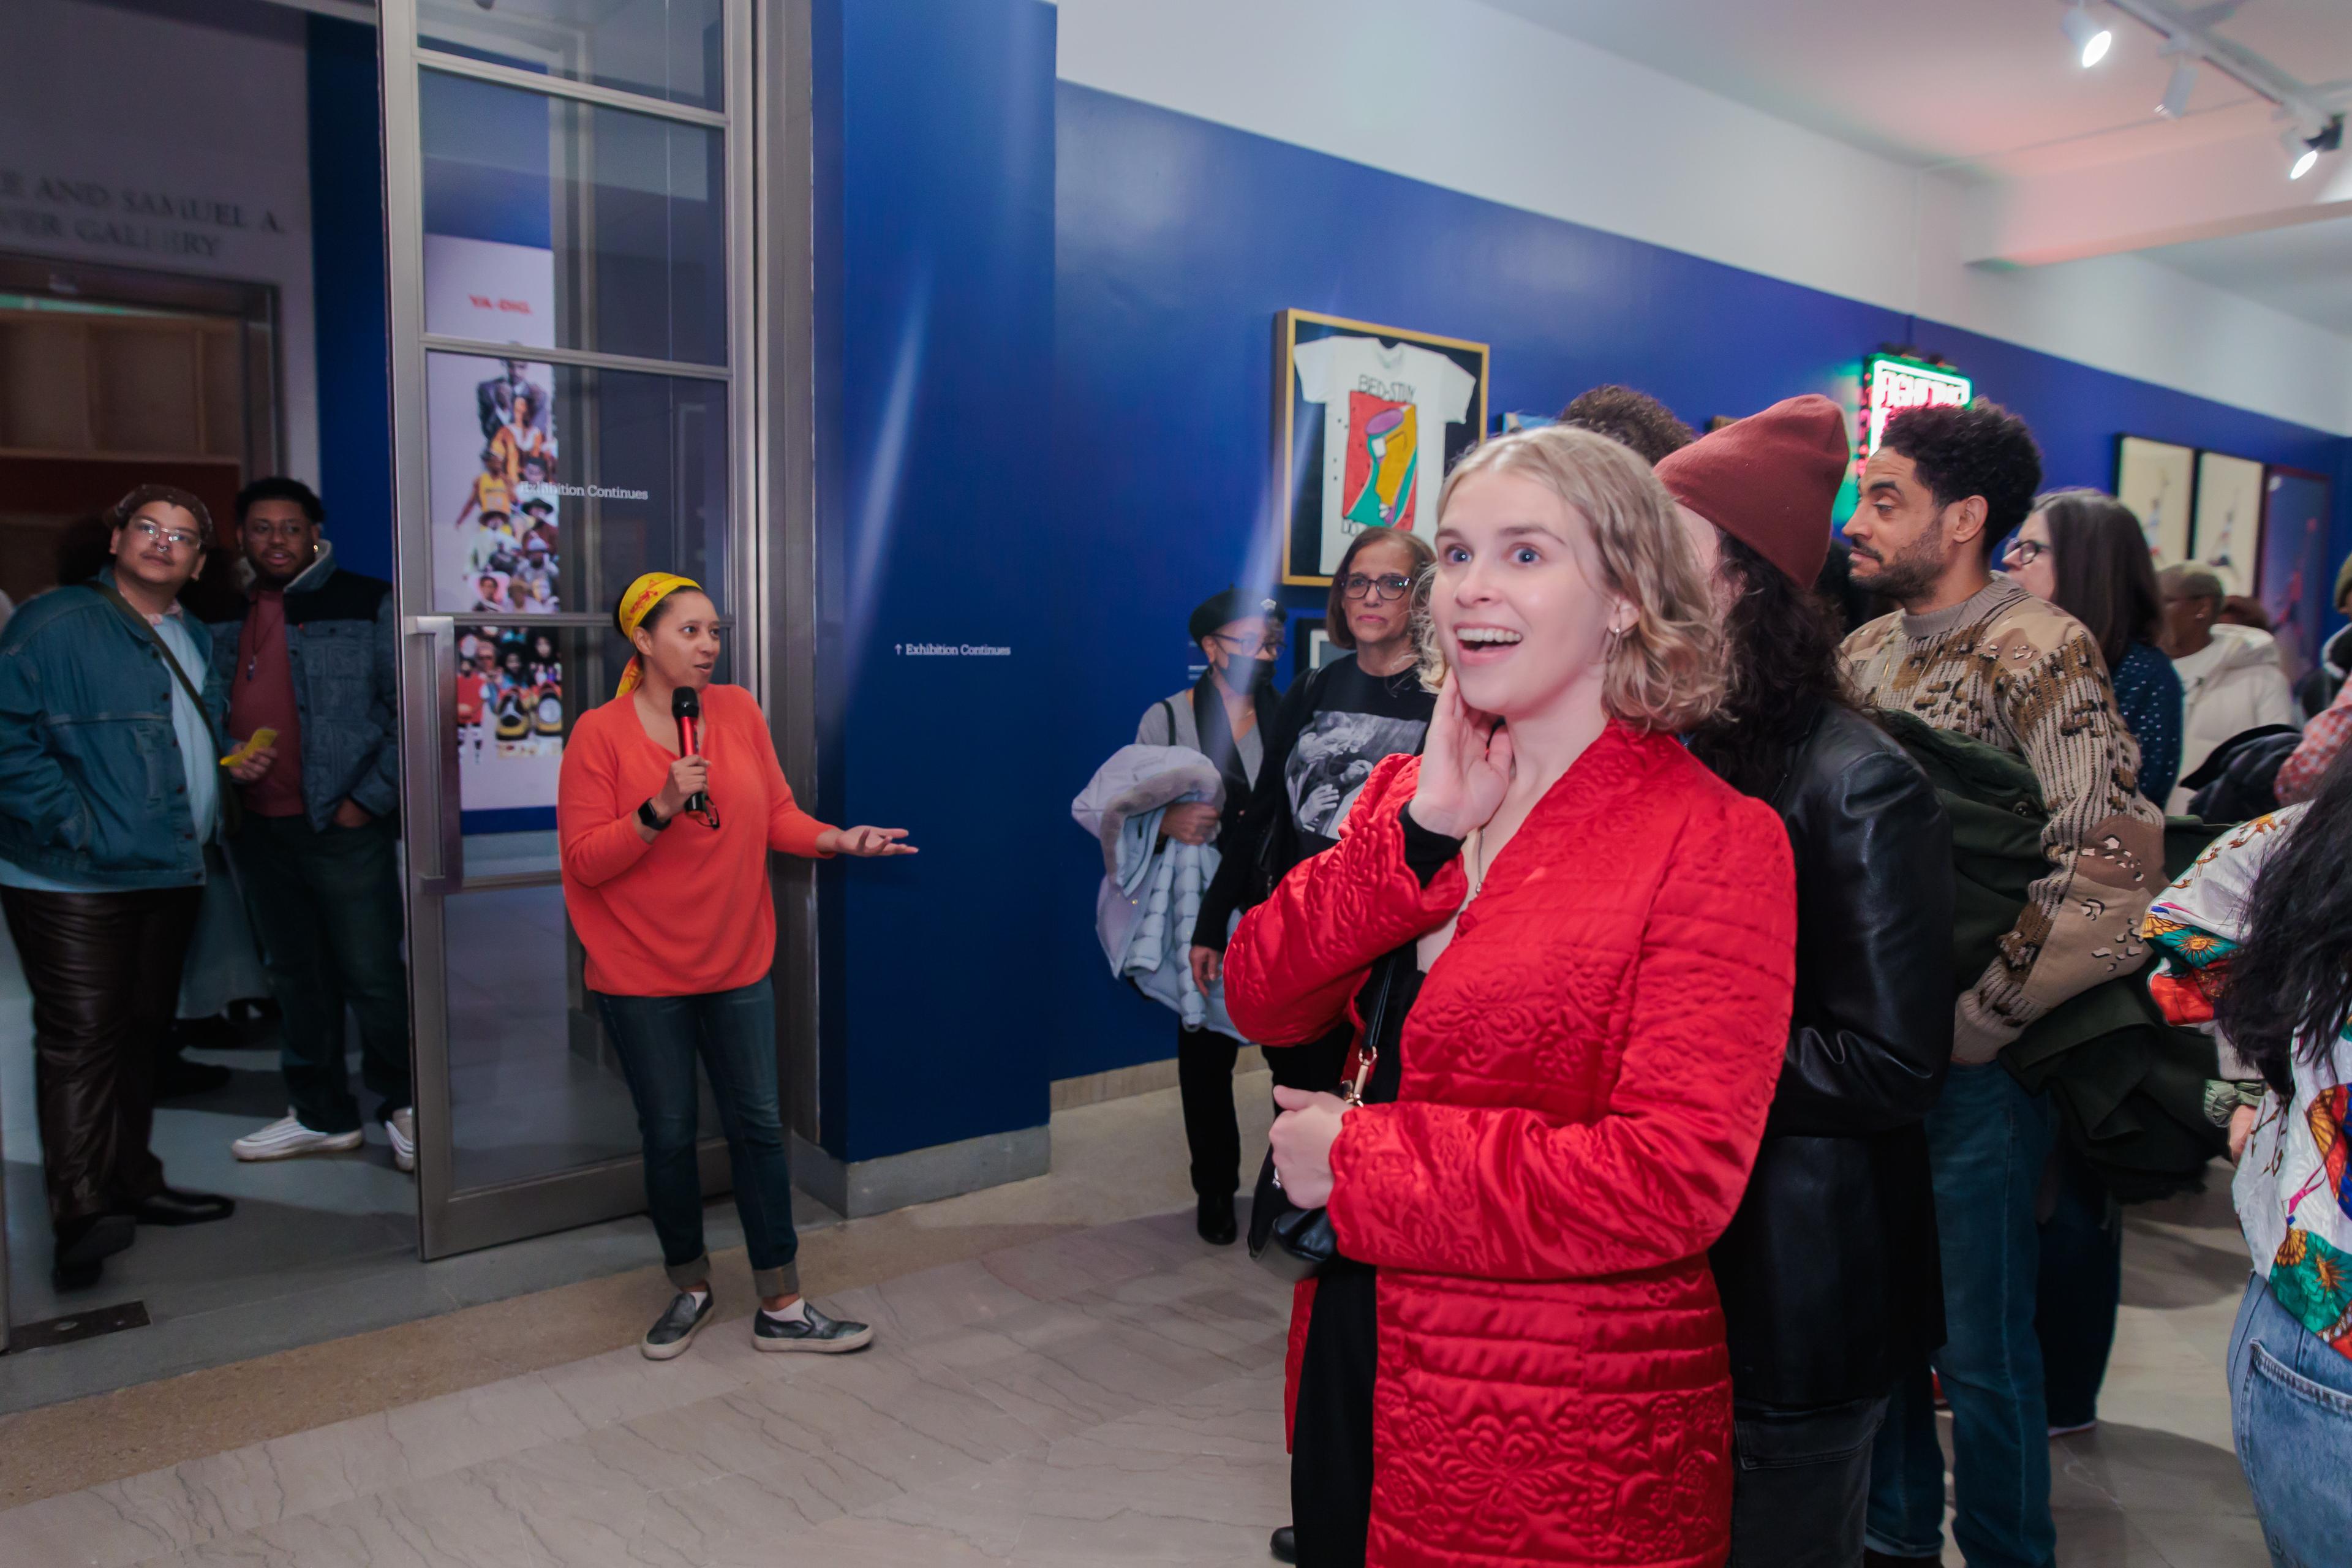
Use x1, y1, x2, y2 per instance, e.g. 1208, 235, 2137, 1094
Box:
424, 235, 566, 817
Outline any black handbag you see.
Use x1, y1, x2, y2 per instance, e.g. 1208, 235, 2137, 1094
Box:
1246, 949, 1403, 1282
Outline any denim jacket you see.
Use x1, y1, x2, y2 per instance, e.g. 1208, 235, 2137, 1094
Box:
205, 541, 401, 832
0, 573, 228, 889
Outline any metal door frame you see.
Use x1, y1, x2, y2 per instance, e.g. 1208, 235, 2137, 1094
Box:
381, 0, 771, 1259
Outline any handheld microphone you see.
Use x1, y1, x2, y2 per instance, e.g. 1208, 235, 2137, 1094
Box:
671, 687, 711, 817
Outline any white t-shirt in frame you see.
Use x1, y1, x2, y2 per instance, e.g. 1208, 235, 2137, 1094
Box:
1292, 334, 1479, 575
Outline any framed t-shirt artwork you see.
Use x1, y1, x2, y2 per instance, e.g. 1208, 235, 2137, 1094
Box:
1277, 309, 1488, 586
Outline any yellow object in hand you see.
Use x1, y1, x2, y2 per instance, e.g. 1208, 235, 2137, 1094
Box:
221, 727, 277, 767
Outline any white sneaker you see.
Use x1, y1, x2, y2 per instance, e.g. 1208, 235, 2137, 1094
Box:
386, 1108, 416, 1174
232, 1112, 363, 1161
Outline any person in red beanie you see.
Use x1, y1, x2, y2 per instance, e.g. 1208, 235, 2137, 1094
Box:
1660, 396, 1958, 1567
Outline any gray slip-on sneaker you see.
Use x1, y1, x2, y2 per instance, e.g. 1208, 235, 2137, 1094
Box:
752, 1300, 873, 1354
640, 1291, 714, 1361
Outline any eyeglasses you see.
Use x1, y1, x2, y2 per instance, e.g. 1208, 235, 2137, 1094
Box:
1210, 631, 1285, 659
2002, 538, 2049, 567
1340, 572, 1414, 603
126, 518, 202, 552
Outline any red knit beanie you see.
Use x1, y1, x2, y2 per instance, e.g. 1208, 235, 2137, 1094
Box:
1654, 394, 1851, 588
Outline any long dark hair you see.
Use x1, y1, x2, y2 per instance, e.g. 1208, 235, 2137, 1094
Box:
2034, 489, 2162, 670
1685, 532, 1856, 799
2216, 746, 2352, 1095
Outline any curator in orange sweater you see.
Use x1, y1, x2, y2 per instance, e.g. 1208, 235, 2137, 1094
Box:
558, 571, 912, 1362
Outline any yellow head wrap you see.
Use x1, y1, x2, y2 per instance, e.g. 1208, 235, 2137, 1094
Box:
613, 571, 703, 696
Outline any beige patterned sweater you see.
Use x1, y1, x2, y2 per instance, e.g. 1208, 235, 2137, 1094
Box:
1843, 578, 2166, 1063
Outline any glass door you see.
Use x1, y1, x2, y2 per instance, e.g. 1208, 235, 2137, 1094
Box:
380, 0, 760, 1257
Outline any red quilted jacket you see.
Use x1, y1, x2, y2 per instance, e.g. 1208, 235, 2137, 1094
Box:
1227, 727, 1796, 1567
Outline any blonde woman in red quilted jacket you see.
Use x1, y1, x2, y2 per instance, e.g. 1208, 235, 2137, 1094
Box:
1228, 426, 1798, 1568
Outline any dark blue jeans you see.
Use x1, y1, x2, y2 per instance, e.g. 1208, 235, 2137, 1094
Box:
1868, 1062, 2057, 1568
2037, 1141, 2122, 1430
594, 978, 800, 1298
229, 812, 412, 1133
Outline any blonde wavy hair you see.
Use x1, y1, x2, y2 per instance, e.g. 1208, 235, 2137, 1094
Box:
1412, 426, 1725, 733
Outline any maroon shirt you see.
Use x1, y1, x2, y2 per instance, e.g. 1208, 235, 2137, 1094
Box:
229, 587, 307, 818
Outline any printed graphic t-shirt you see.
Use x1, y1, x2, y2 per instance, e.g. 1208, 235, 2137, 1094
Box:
1293, 336, 1479, 575
1284, 658, 1434, 852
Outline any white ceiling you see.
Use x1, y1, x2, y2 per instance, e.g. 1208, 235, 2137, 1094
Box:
2148, 214, 2352, 334
1483, 0, 2350, 172
1483, 0, 2352, 332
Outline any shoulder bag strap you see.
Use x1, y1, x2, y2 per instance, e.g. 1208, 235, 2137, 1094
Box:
92, 580, 241, 833
1343, 948, 1404, 1105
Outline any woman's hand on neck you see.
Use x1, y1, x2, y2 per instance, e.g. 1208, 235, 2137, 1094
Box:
1493, 681, 1611, 812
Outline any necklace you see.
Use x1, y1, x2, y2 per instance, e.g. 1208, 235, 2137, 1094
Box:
1464, 826, 1489, 902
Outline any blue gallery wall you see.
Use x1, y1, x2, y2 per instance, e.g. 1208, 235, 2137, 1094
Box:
815, 0, 1058, 1163
306, 13, 393, 582
1037, 81, 2352, 1087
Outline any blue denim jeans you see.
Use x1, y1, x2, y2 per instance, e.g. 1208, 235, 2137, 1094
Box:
1868, 1062, 2057, 1568
594, 978, 800, 1298
2231, 1272, 2352, 1568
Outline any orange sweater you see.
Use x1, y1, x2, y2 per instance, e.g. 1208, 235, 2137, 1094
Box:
558, 684, 834, 997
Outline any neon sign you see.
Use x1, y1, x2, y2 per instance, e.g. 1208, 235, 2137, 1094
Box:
1861, 353, 1972, 456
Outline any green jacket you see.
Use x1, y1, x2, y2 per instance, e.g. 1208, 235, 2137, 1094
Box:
1881, 712, 2227, 1202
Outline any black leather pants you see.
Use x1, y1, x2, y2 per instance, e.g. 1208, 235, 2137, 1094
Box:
0, 884, 199, 1234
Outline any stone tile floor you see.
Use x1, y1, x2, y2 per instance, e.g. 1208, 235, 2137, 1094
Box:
0, 1149, 2263, 1566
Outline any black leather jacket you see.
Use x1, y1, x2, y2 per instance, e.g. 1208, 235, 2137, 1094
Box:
1708, 701, 1956, 1408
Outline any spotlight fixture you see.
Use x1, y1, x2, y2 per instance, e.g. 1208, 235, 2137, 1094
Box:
2286, 115, 2343, 180
2157, 59, 2196, 119
2061, 2, 2113, 68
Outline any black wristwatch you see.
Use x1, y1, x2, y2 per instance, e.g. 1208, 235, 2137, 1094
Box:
638, 799, 672, 832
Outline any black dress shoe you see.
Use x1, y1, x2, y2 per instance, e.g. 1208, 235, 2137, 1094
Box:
155, 1057, 233, 1099
128, 1188, 237, 1226
1197, 1194, 1237, 1246
1270, 1525, 1297, 1563
53, 1212, 135, 1289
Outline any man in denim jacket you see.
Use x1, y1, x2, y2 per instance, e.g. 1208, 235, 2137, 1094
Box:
0, 486, 252, 1288
209, 480, 415, 1174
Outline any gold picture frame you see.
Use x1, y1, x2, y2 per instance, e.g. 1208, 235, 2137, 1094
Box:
1276, 309, 1490, 587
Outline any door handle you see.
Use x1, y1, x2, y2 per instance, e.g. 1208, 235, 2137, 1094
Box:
403, 615, 462, 888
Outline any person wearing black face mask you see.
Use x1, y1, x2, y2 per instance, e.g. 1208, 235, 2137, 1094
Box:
1134, 587, 1286, 1244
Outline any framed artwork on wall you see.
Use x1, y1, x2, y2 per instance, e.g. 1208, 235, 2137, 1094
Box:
1292, 616, 1342, 680
2114, 435, 2194, 566
1277, 309, 1488, 586
2258, 467, 2335, 684
2192, 450, 2267, 594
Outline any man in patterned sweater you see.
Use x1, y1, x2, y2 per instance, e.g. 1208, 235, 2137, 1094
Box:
1842, 402, 2163, 1568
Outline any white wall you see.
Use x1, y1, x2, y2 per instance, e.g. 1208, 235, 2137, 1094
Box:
0, 0, 320, 481
1055, 0, 2352, 437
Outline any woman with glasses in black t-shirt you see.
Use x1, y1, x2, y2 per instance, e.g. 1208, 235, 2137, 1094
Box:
1190, 526, 1438, 1101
